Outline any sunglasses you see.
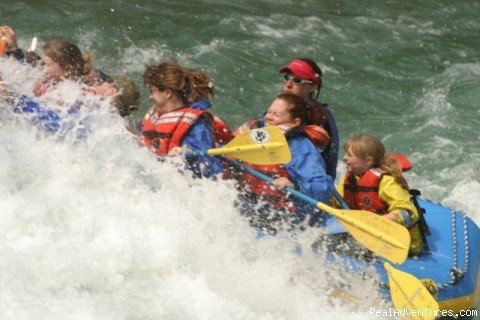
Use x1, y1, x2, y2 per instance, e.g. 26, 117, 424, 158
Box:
282, 73, 313, 84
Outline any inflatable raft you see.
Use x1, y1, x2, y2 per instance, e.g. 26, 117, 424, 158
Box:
324, 197, 480, 315
220, 147, 480, 315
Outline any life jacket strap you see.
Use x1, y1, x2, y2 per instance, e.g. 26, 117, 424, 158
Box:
142, 131, 172, 140
410, 189, 431, 252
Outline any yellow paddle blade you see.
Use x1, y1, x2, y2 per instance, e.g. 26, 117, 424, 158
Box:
207, 127, 291, 165
384, 262, 439, 320
316, 202, 411, 264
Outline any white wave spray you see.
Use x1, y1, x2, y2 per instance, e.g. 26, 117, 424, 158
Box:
0, 58, 391, 319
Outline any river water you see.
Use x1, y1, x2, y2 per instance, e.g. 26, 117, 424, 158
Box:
0, 1, 479, 319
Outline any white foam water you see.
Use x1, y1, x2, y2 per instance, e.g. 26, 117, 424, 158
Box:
1, 65, 479, 320
0, 58, 394, 319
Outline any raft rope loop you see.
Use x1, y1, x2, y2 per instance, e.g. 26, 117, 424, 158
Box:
438, 210, 469, 289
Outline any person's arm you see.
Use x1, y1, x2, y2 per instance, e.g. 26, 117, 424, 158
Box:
284, 136, 334, 204
182, 116, 214, 151
181, 116, 223, 178
13, 95, 62, 133
0, 25, 24, 61
378, 175, 419, 227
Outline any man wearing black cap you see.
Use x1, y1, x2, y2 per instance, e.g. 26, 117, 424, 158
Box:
278, 58, 339, 180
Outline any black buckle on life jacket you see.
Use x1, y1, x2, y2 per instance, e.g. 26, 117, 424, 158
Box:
143, 131, 171, 140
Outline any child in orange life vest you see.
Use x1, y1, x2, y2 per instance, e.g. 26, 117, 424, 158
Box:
236, 93, 334, 232
139, 61, 223, 178
138, 66, 233, 147
337, 134, 423, 254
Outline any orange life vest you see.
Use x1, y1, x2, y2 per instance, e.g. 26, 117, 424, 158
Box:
234, 119, 262, 135
141, 107, 212, 155
141, 107, 232, 150
0, 38, 7, 56
302, 124, 330, 148
212, 115, 234, 145
342, 169, 389, 214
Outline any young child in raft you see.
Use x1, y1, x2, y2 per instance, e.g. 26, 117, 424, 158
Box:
236, 93, 335, 232
337, 134, 423, 255
139, 61, 224, 179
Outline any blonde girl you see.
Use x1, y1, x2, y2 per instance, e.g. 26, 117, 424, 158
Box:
338, 134, 423, 254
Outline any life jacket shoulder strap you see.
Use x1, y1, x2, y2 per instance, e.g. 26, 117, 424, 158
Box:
343, 169, 384, 192
169, 108, 213, 149
234, 119, 261, 135
409, 189, 431, 252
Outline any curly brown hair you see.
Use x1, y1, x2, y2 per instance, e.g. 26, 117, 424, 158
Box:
143, 61, 214, 105
43, 40, 92, 80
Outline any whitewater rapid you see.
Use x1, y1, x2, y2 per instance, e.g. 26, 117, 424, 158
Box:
1, 56, 479, 320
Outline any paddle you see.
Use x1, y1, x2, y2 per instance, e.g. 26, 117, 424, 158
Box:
28, 37, 38, 53
222, 157, 411, 264
186, 126, 291, 165
384, 262, 439, 320
333, 188, 350, 209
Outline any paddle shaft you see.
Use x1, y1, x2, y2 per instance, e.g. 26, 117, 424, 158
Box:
226, 159, 352, 217
210, 141, 284, 156
221, 155, 318, 205
186, 142, 284, 157
333, 188, 350, 209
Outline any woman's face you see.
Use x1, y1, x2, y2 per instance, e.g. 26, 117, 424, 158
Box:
42, 55, 64, 82
265, 98, 293, 126
282, 72, 317, 98
148, 85, 169, 111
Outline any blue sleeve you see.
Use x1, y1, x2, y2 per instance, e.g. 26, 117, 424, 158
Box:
13, 95, 62, 133
284, 136, 334, 205
13, 95, 88, 139
190, 99, 212, 111
182, 117, 224, 178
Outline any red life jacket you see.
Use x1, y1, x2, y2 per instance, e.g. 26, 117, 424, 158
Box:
212, 115, 234, 145
343, 169, 389, 214
390, 152, 413, 172
141, 107, 232, 150
302, 124, 330, 148
141, 107, 212, 155
0, 38, 7, 56
234, 119, 262, 135
240, 161, 297, 211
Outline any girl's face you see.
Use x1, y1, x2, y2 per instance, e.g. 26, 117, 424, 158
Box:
148, 85, 169, 111
265, 98, 294, 126
343, 146, 373, 175
42, 55, 65, 82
